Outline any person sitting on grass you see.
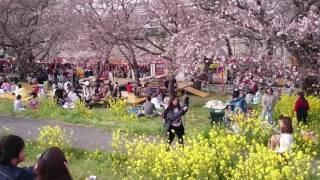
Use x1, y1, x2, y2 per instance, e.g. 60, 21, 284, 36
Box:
268, 115, 294, 153
35, 147, 72, 180
83, 81, 94, 107
15, 84, 27, 98
1, 79, 12, 92
151, 94, 162, 110
93, 82, 109, 102
63, 90, 79, 109
14, 95, 26, 111
112, 82, 121, 98
27, 92, 39, 110
0, 135, 36, 180
54, 88, 65, 107
142, 96, 159, 117
143, 83, 152, 97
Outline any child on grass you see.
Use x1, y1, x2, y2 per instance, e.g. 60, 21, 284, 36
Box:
14, 95, 25, 111
27, 92, 39, 110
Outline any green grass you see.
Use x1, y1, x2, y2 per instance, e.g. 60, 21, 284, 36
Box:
0, 92, 230, 136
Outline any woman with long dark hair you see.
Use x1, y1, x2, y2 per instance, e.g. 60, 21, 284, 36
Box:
294, 92, 310, 124
36, 147, 72, 180
163, 96, 188, 145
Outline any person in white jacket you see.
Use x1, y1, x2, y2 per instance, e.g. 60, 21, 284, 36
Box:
268, 115, 293, 153
63, 90, 79, 109
83, 81, 93, 105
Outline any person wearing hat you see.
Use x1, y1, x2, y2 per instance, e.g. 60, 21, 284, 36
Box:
0, 135, 36, 180
83, 81, 93, 106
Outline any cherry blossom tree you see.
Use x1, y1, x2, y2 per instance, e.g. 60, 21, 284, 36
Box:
0, 0, 65, 76
66, 0, 160, 85
148, 0, 319, 88
196, 0, 320, 86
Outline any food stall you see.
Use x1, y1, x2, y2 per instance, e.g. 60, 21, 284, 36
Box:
150, 59, 168, 76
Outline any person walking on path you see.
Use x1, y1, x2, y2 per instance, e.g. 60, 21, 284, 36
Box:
163, 96, 188, 146
294, 92, 310, 124
261, 88, 276, 124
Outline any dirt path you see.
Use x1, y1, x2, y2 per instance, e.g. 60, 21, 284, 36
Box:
0, 115, 112, 151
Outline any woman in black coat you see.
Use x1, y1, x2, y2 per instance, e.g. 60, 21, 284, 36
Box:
163, 96, 188, 145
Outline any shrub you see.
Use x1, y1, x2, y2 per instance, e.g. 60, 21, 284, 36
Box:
232, 111, 273, 145
231, 144, 313, 180
275, 95, 320, 156
108, 98, 137, 122
275, 95, 320, 124
74, 100, 93, 117
111, 112, 319, 179
37, 126, 71, 151
84, 149, 108, 162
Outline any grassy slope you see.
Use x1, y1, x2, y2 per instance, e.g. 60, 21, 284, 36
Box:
0, 92, 230, 136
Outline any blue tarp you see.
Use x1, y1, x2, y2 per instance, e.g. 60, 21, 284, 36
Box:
229, 96, 247, 113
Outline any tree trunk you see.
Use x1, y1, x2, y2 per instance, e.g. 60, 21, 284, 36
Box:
17, 53, 35, 79
131, 61, 140, 89
225, 37, 233, 57
132, 65, 140, 96
286, 46, 314, 91
95, 47, 113, 82
266, 39, 274, 56
298, 60, 304, 90
95, 60, 101, 82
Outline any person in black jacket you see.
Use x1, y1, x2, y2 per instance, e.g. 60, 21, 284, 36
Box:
163, 96, 188, 146
0, 135, 36, 180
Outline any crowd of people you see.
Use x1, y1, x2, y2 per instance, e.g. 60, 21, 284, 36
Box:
0, 76, 44, 112
0, 135, 72, 180
193, 56, 320, 97
1, 56, 318, 179
224, 85, 312, 154
226, 56, 300, 89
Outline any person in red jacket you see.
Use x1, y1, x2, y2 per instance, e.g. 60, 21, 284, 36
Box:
294, 92, 309, 124
126, 82, 133, 93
